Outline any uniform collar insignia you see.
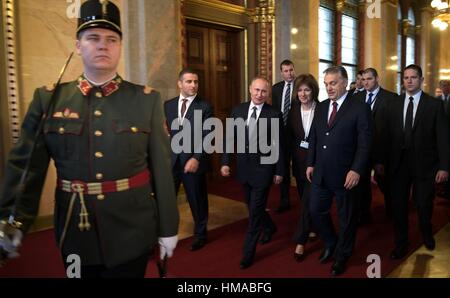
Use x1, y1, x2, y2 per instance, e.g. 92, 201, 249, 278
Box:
77, 75, 122, 97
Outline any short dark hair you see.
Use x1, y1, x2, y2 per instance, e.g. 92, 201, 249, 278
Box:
293, 74, 320, 103
323, 65, 348, 81
280, 59, 294, 70
357, 69, 364, 76
439, 80, 450, 87
363, 68, 378, 77
178, 68, 199, 81
404, 64, 423, 78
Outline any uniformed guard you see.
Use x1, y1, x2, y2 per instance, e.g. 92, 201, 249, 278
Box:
0, 0, 179, 278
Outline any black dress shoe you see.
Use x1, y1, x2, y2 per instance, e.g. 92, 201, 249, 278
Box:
239, 257, 254, 269
331, 259, 347, 276
259, 226, 277, 245
390, 247, 408, 259
424, 238, 436, 251
294, 252, 305, 262
190, 238, 207, 251
318, 247, 335, 263
275, 205, 290, 214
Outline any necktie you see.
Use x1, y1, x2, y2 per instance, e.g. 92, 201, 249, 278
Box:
251, 106, 257, 119
404, 96, 414, 149
328, 102, 338, 127
283, 83, 291, 125
180, 98, 188, 118
366, 93, 374, 106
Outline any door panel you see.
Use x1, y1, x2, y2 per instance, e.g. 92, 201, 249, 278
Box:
186, 22, 241, 179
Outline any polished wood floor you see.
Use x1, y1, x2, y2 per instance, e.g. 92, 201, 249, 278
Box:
178, 192, 450, 278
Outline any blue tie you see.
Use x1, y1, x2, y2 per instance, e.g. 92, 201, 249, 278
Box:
283, 83, 291, 125
366, 93, 374, 106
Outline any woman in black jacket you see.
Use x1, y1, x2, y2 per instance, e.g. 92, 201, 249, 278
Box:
287, 74, 320, 261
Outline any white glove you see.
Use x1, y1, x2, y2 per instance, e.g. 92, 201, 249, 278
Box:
0, 225, 23, 262
158, 235, 178, 260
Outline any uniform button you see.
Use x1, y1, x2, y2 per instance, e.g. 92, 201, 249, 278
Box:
95, 130, 103, 137
96, 173, 103, 180
323, 145, 327, 149
94, 110, 102, 117
97, 194, 105, 201
58, 127, 65, 134
131, 127, 138, 133
95, 92, 103, 98
326, 132, 330, 136
95, 152, 104, 158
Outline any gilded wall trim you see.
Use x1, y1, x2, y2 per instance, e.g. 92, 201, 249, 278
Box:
1, 0, 20, 144
183, 0, 247, 15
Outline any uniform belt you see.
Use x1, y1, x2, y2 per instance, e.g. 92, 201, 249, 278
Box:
56, 169, 151, 248
57, 169, 150, 195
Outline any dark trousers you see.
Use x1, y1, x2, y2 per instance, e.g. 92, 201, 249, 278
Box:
294, 177, 314, 245
242, 182, 276, 259
310, 181, 358, 261
375, 171, 392, 216
358, 166, 392, 220
390, 154, 435, 249
174, 160, 209, 240
63, 253, 150, 278
357, 169, 373, 221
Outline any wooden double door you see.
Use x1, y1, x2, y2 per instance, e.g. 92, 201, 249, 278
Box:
186, 21, 242, 179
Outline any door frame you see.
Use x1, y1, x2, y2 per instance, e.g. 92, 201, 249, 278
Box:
182, 0, 252, 102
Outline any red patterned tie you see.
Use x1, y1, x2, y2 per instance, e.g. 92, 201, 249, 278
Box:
181, 98, 188, 118
328, 102, 338, 127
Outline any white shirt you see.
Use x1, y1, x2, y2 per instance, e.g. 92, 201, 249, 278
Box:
403, 90, 422, 128
441, 94, 449, 101
247, 102, 264, 125
301, 102, 316, 139
281, 81, 293, 114
365, 86, 380, 110
328, 92, 348, 121
178, 94, 196, 121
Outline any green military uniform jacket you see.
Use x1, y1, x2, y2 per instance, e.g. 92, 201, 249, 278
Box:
0, 75, 179, 267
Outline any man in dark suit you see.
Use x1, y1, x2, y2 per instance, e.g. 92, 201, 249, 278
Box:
306, 66, 372, 276
353, 68, 398, 223
164, 68, 213, 251
436, 80, 450, 200
221, 77, 284, 269
351, 70, 365, 95
375, 65, 449, 259
271, 60, 296, 213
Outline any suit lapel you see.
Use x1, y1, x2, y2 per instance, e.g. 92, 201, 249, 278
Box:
183, 96, 199, 121
413, 92, 427, 131
372, 89, 383, 115
296, 103, 306, 139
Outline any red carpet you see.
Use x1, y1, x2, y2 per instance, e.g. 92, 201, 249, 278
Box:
1, 180, 449, 278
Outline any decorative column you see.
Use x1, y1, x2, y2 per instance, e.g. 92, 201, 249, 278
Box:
249, 0, 275, 81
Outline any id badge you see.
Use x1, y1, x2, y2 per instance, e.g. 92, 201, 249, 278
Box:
300, 140, 309, 149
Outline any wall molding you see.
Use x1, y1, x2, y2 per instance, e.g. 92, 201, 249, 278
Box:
1, 0, 20, 144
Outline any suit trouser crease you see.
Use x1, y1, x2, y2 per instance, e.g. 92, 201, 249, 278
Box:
174, 162, 209, 239
242, 183, 274, 258
310, 181, 358, 261
295, 177, 314, 245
